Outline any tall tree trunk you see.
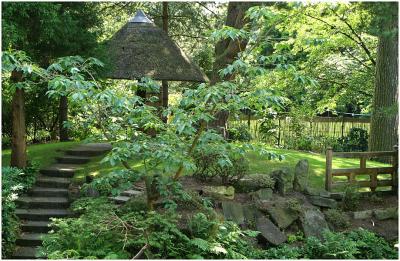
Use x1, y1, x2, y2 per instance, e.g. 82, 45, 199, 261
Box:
10, 71, 27, 168
369, 2, 398, 161
59, 95, 69, 141
161, 2, 169, 122
210, 2, 260, 134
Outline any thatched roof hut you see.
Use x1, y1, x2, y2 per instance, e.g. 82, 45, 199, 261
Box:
106, 10, 209, 82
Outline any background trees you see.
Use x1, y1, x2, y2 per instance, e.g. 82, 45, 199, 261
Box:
2, 1, 398, 157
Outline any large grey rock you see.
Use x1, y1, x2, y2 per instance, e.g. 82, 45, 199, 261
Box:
293, 160, 309, 192
308, 196, 338, 208
353, 210, 373, 219
251, 188, 273, 201
243, 204, 263, 224
203, 186, 234, 200
373, 207, 398, 220
222, 201, 245, 225
256, 217, 287, 245
267, 203, 299, 229
271, 168, 293, 195
301, 208, 330, 239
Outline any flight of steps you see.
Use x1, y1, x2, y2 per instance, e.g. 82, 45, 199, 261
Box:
109, 187, 145, 204
11, 143, 112, 259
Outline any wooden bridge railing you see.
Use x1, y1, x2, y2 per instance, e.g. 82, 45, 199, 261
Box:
325, 146, 398, 192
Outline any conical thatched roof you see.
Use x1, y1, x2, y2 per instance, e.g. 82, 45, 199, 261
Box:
106, 10, 209, 82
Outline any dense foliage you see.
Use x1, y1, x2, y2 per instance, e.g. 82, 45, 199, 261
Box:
39, 197, 260, 259
39, 198, 398, 259
1, 165, 38, 258
334, 127, 369, 152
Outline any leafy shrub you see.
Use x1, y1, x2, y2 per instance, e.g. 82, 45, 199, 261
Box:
40, 197, 262, 259
235, 173, 275, 193
82, 169, 143, 196
324, 209, 350, 229
341, 185, 361, 211
193, 150, 249, 185
2, 165, 38, 258
302, 230, 359, 259
262, 244, 302, 259
258, 113, 278, 143
1, 135, 11, 148
226, 124, 252, 142
347, 228, 398, 259
260, 229, 397, 259
334, 127, 368, 152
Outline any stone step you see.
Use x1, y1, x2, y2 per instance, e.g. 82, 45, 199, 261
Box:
21, 221, 51, 233
12, 246, 39, 259
40, 164, 82, 178
56, 155, 91, 164
36, 175, 71, 189
110, 195, 131, 204
121, 189, 144, 197
65, 145, 111, 157
15, 208, 73, 221
29, 187, 69, 197
16, 233, 45, 246
17, 196, 69, 209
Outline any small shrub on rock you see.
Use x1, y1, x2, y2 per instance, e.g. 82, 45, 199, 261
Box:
193, 150, 249, 185
227, 124, 252, 142
341, 185, 361, 211
324, 209, 350, 229
235, 174, 275, 193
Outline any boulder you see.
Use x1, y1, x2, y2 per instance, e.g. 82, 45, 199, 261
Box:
373, 207, 398, 220
353, 210, 373, 219
267, 203, 299, 229
68, 183, 81, 201
203, 186, 234, 200
251, 188, 273, 201
256, 216, 287, 245
293, 159, 309, 192
271, 168, 293, 195
222, 201, 245, 225
243, 204, 263, 224
301, 208, 330, 239
236, 174, 275, 193
308, 195, 338, 208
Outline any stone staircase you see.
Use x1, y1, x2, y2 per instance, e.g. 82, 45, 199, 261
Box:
11, 143, 112, 259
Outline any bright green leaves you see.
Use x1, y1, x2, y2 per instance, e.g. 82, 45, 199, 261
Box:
210, 25, 249, 42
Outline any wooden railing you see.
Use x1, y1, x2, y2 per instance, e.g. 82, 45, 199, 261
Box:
325, 146, 398, 192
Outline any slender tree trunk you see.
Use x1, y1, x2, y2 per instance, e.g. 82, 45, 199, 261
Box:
210, 2, 260, 134
59, 95, 69, 141
161, 2, 169, 122
369, 2, 398, 161
10, 71, 27, 168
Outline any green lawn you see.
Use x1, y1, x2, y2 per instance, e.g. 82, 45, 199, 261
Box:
2, 141, 80, 169
246, 146, 388, 189
2, 142, 389, 190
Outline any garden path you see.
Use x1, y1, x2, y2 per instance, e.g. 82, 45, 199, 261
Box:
11, 143, 112, 259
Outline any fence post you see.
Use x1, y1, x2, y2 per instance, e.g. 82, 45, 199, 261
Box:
393, 145, 398, 193
325, 147, 333, 191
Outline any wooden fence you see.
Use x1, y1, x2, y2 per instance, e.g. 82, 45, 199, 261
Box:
228, 115, 370, 146
325, 146, 398, 192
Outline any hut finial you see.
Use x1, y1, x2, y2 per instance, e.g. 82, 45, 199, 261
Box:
129, 10, 153, 23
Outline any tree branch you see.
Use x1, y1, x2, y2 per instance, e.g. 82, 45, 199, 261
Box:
305, 13, 376, 66
332, 9, 376, 65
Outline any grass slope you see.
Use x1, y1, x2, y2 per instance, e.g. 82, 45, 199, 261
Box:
247, 146, 388, 188
2, 141, 80, 169
2, 142, 388, 190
